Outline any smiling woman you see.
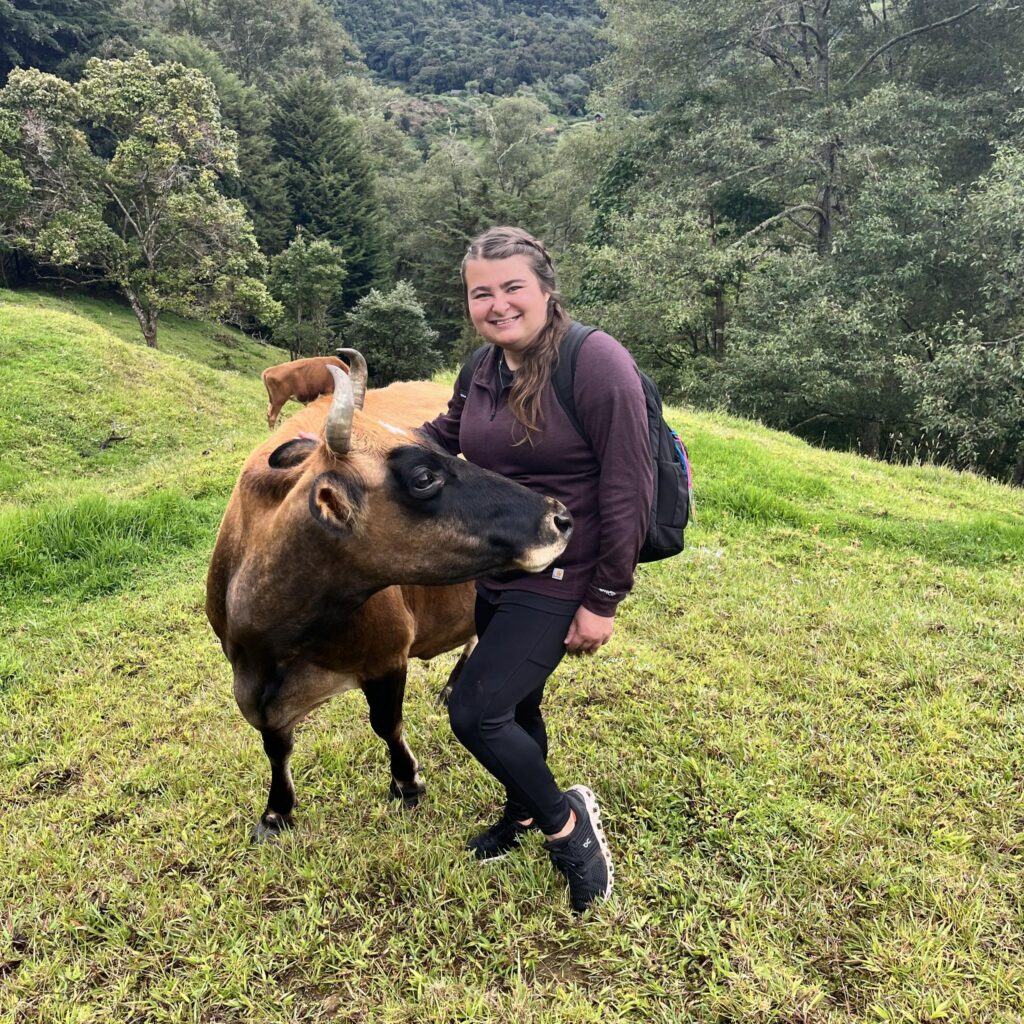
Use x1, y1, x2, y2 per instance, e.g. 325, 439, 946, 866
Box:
417, 225, 654, 913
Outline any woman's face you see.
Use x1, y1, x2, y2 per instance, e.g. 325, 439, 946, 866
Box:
464, 255, 550, 365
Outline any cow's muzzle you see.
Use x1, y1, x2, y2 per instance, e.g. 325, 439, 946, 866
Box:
513, 498, 573, 573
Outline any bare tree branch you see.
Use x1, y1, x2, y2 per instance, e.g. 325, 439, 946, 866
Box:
844, 4, 983, 88
770, 19, 825, 45
732, 203, 826, 244
980, 331, 1024, 347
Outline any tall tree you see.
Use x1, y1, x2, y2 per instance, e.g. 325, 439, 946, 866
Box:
344, 280, 441, 386
0, 52, 279, 347
140, 32, 293, 253
268, 229, 347, 359
158, 0, 361, 86
271, 73, 389, 309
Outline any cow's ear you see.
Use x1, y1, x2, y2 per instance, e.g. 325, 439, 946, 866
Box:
309, 472, 362, 533
269, 437, 317, 469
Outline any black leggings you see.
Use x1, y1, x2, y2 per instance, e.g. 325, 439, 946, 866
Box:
447, 588, 578, 834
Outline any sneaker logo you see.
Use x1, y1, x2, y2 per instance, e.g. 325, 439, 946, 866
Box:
582, 838, 592, 848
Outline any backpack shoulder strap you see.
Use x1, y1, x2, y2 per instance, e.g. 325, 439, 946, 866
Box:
457, 344, 491, 399
552, 321, 598, 442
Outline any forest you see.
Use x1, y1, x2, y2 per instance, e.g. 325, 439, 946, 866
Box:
1, 0, 1022, 485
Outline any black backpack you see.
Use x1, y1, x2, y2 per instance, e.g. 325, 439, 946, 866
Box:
457, 322, 692, 562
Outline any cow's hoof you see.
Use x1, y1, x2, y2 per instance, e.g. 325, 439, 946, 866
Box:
436, 685, 453, 707
390, 778, 426, 809
252, 811, 292, 843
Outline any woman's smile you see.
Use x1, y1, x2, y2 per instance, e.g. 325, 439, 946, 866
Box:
490, 313, 522, 328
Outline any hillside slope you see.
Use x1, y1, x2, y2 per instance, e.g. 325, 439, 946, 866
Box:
0, 290, 284, 501
1, 291, 1023, 1023
0, 290, 286, 612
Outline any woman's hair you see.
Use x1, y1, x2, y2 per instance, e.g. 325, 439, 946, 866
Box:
461, 226, 569, 444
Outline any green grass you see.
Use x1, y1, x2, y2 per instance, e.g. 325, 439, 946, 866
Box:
1, 290, 1023, 1022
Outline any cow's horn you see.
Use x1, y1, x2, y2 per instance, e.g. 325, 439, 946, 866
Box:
336, 348, 367, 410
325, 364, 355, 455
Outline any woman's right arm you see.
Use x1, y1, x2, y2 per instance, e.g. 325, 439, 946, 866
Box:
416, 378, 466, 456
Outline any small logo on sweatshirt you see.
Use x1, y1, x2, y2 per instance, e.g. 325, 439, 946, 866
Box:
551, 567, 564, 581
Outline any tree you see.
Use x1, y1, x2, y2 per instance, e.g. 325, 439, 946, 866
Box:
476, 96, 549, 197
387, 137, 510, 356
897, 144, 1024, 483
269, 229, 347, 359
271, 73, 389, 309
0, 52, 279, 347
344, 281, 441, 386
140, 32, 293, 254
0, 0, 131, 84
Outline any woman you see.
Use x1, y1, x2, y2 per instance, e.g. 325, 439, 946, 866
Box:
419, 226, 652, 913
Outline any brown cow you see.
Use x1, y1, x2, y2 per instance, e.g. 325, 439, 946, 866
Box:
261, 355, 347, 429
207, 350, 573, 838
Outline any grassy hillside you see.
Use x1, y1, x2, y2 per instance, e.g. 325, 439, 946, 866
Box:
1, 292, 1023, 1023
0, 289, 287, 610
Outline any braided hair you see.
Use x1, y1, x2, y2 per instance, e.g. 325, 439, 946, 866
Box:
461, 226, 570, 445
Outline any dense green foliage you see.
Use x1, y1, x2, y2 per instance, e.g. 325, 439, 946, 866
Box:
2, 293, 1023, 1022
570, 0, 1024, 483
0, 0, 132, 83
140, 33, 295, 254
157, 0, 361, 85
269, 230, 347, 358
1, 0, 1021, 484
331, 0, 606, 110
270, 73, 390, 308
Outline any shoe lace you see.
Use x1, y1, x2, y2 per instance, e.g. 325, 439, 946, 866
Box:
547, 844, 583, 877
486, 815, 521, 841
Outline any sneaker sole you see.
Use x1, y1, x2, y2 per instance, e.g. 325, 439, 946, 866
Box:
567, 784, 614, 902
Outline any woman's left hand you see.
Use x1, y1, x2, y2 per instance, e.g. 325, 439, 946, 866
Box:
564, 608, 615, 654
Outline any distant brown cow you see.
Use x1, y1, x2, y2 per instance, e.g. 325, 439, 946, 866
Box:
261, 355, 347, 429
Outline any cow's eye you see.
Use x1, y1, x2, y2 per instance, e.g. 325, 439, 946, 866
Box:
409, 466, 443, 497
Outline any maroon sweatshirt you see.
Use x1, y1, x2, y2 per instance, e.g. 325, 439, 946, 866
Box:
420, 330, 653, 617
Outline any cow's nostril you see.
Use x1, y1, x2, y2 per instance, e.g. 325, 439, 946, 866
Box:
554, 513, 572, 536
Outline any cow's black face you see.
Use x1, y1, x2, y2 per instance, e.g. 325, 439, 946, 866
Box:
371, 444, 572, 583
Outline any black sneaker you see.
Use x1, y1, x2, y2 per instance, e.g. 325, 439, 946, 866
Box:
544, 785, 614, 912
467, 812, 536, 862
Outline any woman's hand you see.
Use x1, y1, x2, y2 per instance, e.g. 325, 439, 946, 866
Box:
564, 607, 614, 654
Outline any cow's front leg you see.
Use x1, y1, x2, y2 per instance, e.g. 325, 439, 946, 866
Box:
255, 726, 295, 840
363, 667, 425, 808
